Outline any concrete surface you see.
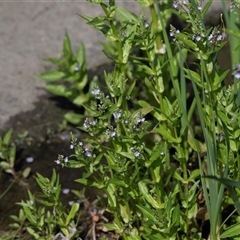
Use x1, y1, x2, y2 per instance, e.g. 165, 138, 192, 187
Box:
0, 1, 229, 129
0, 1, 143, 129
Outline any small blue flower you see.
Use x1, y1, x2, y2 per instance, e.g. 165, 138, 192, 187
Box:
134, 151, 140, 157
173, 1, 178, 8
233, 64, 240, 79
113, 111, 121, 119
195, 36, 201, 42
137, 117, 145, 123
91, 88, 100, 95
85, 151, 92, 157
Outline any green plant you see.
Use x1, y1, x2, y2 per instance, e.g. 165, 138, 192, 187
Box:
32, 0, 240, 239
0, 129, 30, 200
10, 169, 80, 240
37, 32, 98, 125
0, 129, 16, 178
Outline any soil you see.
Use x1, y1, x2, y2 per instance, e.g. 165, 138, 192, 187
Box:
0, 64, 115, 239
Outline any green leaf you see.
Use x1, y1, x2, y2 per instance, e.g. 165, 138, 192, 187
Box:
43, 57, 61, 65
149, 144, 162, 163
37, 70, 66, 81
220, 222, 240, 238
136, 205, 159, 224
60, 227, 69, 237
64, 112, 83, 125
188, 169, 200, 182
118, 151, 135, 160
184, 68, 201, 84
45, 84, 67, 97
63, 32, 73, 57
201, 0, 212, 18
119, 203, 131, 223
126, 80, 136, 97
138, 100, 163, 121
3, 128, 13, 146
73, 93, 89, 106
76, 43, 86, 65
177, 33, 199, 51
205, 176, 240, 214
234, 45, 240, 52
116, 6, 138, 23
50, 169, 57, 184
106, 183, 117, 207
26, 227, 40, 239
225, 29, 240, 39
108, 178, 128, 187
36, 198, 54, 207
66, 203, 79, 225
128, 228, 141, 240
156, 125, 182, 143
213, 69, 230, 89
188, 133, 206, 153
9, 146, 16, 167
138, 181, 162, 209
135, 0, 153, 7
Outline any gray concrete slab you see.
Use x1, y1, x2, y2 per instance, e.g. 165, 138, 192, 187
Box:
0, 1, 143, 128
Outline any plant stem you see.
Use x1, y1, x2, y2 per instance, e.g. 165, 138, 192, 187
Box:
149, 4, 162, 52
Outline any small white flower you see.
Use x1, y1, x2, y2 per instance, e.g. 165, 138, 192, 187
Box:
195, 36, 201, 42
173, 1, 178, 8
217, 35, 223, 42
68, 201, 74, 206
137, 117, 145, 123
144, 22, 149, 28
208, 34, 213, 41
55, 160, 61, 164
79, 141, 83, 146
64, 157, 68, 163
85, 151, 92, 157
113, 111, 121, 119
62, 188, 70, 194
157, 44, 166, 54
26, 157, 34, 163
91, 120, 97, 126
74, 65, 79, 72
111, 131, 116, 137
233, 64, 240, 79
160, 152, 165, 156
234, 72, 240, 79
70, 144, 74, 149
